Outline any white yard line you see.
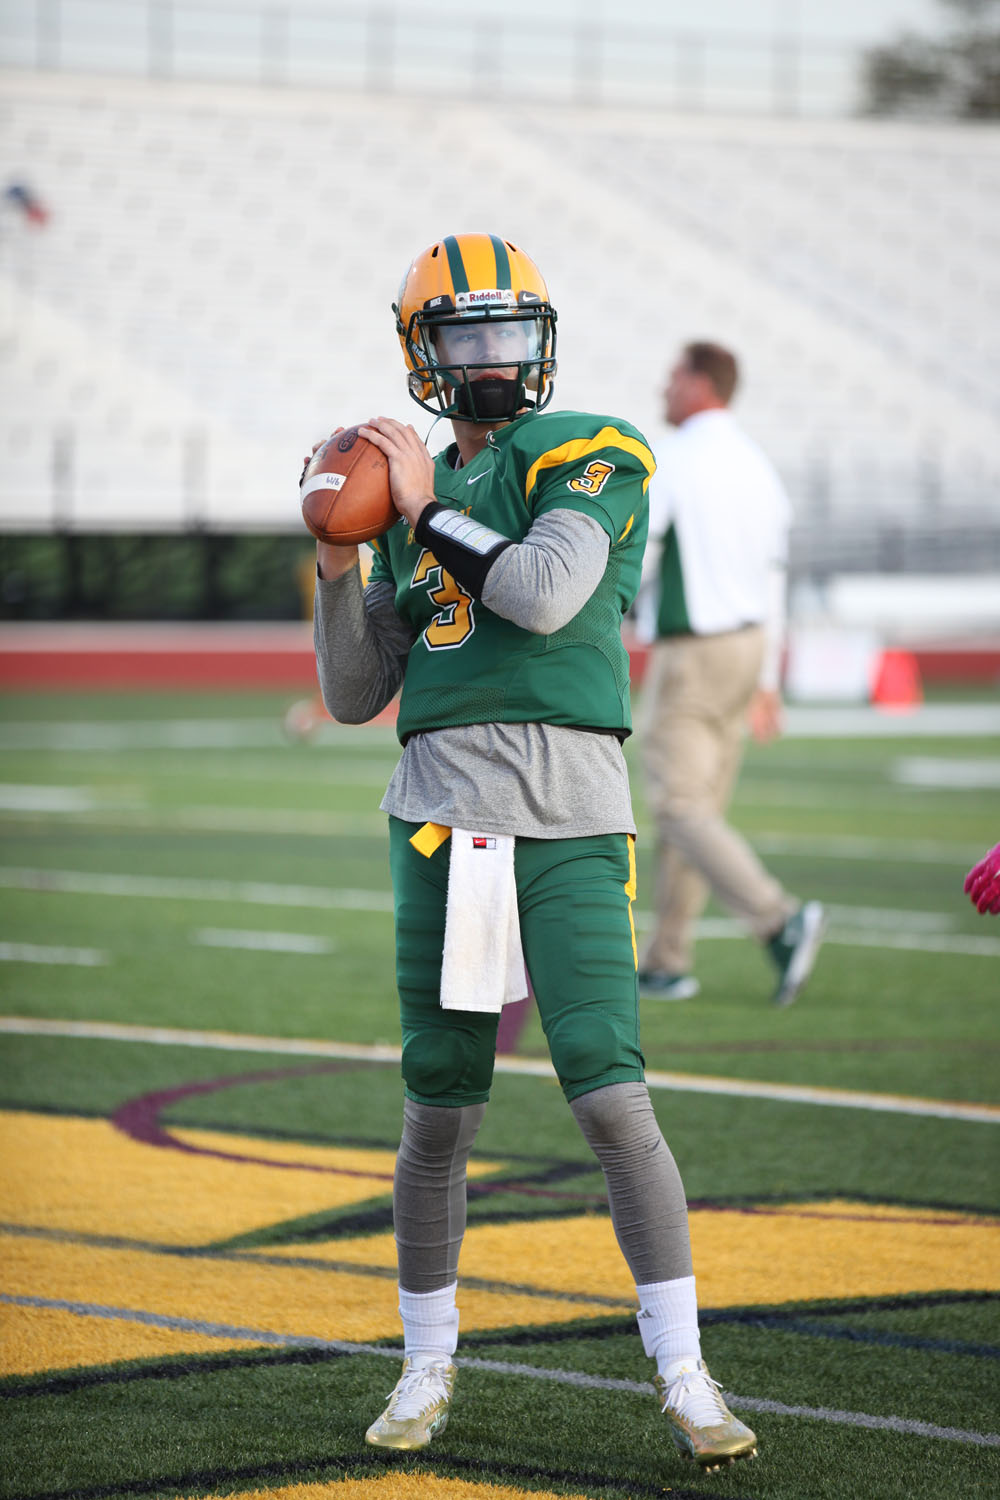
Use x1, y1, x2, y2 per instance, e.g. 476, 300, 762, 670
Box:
0, 721, 396, 751
815, 904, 955, 932
1, 1293, 997, 1449
1, 795, 989, 864
193, 929, 335, 955
751, 831, 985, 865
143, 759, 395, 785
781, 704, 1000, 738
2, 1017, 997, 1123
0, 943, 106, 966
893, 756, 1000, 790
821, 929, 1000, 959
0, 785, 98, 811
0, 867, 393, 912
3, 867, 996, 956
641, 913, 1000, 959
1, 702, 998, 749
0, 805, 388, 838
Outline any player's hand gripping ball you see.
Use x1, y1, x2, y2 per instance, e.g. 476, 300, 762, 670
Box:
964, 842, 1000, 915
300, 426, 398, 545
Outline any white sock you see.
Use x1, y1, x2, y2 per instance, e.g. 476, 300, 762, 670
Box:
636, 1275, 701, 1376
398, 1282, 460, 1361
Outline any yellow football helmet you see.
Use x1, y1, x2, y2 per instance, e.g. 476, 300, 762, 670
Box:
393, 233, 558, 423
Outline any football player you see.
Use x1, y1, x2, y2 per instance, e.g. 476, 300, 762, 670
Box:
310, 233, 757, 1473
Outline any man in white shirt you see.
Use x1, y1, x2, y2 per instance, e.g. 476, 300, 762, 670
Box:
635, 341, 825, 1005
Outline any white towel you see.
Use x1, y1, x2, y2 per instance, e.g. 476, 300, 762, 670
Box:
439, 830, 528, 1013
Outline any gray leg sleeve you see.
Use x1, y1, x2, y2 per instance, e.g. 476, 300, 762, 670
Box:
570, 1081, 693, 1285
393, 1097, 487, 1293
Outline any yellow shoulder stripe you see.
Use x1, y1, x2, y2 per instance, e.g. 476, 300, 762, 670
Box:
524, 426, 656, 503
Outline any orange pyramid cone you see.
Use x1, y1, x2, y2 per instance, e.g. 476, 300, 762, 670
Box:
871, 649, 923, 712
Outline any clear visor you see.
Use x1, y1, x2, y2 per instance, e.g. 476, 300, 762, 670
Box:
424, 315, 544, 374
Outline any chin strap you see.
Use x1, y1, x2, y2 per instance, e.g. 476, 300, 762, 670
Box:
422, 411, 452, 448
450, 375, 524, 423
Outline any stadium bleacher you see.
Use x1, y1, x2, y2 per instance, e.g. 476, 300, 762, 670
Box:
1, 67, 998, 559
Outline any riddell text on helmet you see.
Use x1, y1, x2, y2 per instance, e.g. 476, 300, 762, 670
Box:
457, 289, 515, 309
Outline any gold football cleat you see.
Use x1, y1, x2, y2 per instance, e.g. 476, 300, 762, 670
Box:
654, 1357, 758, 1470
365, 1354, 456, 1450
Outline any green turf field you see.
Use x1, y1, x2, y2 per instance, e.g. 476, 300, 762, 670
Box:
1, 689, 998, 1500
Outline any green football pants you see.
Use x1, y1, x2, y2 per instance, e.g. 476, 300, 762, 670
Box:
388, 817, 644, 1106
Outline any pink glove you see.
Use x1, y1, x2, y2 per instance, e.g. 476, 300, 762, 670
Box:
964, 843, 1000, 914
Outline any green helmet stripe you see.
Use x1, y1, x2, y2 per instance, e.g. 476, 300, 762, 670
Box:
490, 235, 512, 290
443, 236, 470, 295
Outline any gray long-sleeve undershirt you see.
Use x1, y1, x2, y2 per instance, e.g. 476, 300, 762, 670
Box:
313, 509, 636, 838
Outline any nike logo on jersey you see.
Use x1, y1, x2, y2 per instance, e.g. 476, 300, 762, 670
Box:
466, 470, 488, 485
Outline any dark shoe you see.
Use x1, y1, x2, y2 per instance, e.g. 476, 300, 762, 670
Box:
767, 900, 826, 1007
638, 970, 701, 1001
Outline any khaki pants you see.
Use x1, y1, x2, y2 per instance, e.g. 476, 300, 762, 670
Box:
638, 627, 791, 974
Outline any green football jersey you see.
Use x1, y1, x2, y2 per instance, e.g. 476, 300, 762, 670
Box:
368, 408, 653, 743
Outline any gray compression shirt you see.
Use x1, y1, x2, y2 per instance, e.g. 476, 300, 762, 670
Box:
313, 509, 636, 838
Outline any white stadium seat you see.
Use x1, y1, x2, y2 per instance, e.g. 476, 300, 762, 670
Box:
1, 69, 998, 537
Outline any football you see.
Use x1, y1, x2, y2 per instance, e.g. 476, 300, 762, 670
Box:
300, 426, 398, 545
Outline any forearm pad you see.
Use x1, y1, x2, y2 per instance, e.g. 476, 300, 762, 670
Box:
414, 501, 515, 599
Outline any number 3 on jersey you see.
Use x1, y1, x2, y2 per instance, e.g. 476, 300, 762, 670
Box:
567, 459, 615, 495
411, 549, 475, 649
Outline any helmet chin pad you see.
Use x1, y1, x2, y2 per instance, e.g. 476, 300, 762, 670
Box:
453, 375, 525, 423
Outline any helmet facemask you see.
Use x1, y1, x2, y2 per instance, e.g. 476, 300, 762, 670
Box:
398, 291, 557, 424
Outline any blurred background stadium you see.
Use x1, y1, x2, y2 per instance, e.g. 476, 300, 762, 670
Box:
0, 0, 998, 693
